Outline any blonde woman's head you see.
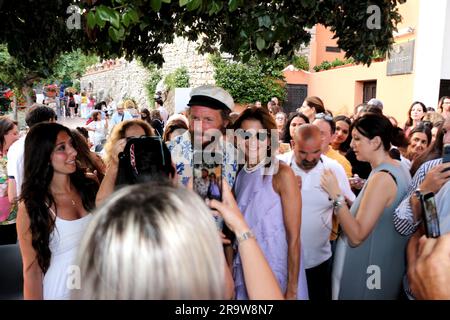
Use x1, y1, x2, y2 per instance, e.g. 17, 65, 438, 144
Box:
103, 120, 155, 165
73, 184, 225, 299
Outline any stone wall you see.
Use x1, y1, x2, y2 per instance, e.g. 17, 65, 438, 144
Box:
80, 37, 216, 113
160, 37, 216, 87
80, 59, 152, 110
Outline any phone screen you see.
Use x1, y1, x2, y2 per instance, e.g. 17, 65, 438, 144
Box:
443, 144, 450, 171
421, 193, 440, 238
193, 151, 223, 230
193, 152, 223, 201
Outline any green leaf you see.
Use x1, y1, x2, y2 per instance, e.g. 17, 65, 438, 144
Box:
110, 11, 120, 29
258, 15, 271, 28
150, 0, 162, 11
180, 0, 189, 6
95, 10, 106, 28
256, 37, 266, 51
87, 11, 96, 29
187, 0, 202, 11
128, 9, 139, 23
162, 0, 172, 3
122, 12, 131, 27
229, 0, 238, 12
96, 5, 112, 22
108, 26, 119, 42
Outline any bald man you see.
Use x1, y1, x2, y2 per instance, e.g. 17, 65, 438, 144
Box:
277, 124, 354, 300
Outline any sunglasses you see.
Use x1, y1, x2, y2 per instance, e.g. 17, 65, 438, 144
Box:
315, 113, 333, 121
237, 130, 269, 141
418, 120, 433, 128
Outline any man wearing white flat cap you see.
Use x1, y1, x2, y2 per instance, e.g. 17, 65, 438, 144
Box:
167, 85, 238, 187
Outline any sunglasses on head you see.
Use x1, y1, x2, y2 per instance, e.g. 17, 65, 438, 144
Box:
315, 113, 333, 121
418, 120, 433, 128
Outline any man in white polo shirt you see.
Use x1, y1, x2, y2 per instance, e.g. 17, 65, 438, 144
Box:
278, 124, 355, 300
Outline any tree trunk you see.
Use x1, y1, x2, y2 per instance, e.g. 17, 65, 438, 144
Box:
23, 85, 33, 106
12, 95, 18, 121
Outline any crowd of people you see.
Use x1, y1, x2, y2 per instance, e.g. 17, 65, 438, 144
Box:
0, 86, 449, 300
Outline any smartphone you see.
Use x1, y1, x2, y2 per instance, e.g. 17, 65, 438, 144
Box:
420, 192, 440, 238
443, 144, 450, 171
193, 151, 224, 230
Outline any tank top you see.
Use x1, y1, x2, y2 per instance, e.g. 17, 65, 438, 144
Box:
332, 162, 411, 299
43, 209, 92, 300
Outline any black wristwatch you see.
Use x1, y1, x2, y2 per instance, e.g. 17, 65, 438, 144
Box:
413, 188, 422, 200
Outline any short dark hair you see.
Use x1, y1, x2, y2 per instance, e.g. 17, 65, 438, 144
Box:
352, 113, 393, 151
25, 104, 56, 128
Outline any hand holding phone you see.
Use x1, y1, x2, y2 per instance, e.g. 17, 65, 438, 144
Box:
443, 144, 450, 172
193, 150, 224, 230
421, 192, 440, 238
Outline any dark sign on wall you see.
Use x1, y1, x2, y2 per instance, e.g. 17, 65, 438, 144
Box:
387, 40, 415, 76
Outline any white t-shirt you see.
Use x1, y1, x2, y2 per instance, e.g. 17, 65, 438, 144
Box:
277, 152, 355, 269
87, 120, 107, 146
7, 136, 26, 197
74, 94, 81, 104
158, 106, 169, 124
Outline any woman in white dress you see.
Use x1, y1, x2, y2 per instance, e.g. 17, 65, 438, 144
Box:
16, 123, 98, 299
86, 111, 108, 150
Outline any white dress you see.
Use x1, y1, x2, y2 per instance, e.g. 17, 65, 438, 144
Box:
87, 120, 107, 147
43, 212, 92, 300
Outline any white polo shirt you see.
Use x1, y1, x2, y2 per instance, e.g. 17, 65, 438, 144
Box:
277, 152, 355, 269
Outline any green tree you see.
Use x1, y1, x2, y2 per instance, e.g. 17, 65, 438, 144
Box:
46, 50, 98, 85
144, 64, 163, 105
211, 55, 286, 104
164, 67, 190, 90
0, 0, 405, 72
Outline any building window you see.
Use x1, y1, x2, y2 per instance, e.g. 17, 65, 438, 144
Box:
363, 81, 377, 103
439, 79, 450, 98
325, 46, 341, 53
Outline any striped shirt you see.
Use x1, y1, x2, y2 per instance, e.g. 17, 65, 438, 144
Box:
393, 158, 442, 236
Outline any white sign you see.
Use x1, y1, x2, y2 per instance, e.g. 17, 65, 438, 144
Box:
174, 88, 192, 114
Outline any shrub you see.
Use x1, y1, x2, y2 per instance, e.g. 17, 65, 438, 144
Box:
145, 64, 162, 104
211, 54, 286, 104
164, 66, 190, 90
291, 55, 309, 71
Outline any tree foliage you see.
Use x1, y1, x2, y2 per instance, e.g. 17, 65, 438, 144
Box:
211, 55, 286, 104
0, 0, 405, 74
144, 64, 163, 104
45, 50, 99, 84
164, 67, 190, 90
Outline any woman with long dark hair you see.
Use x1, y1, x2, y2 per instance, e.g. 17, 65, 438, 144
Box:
282, 112, 309, 144
16, 123, 98, 299
330, 115, 352, 155
0, 116, 20, 245
404, 102, 427, 137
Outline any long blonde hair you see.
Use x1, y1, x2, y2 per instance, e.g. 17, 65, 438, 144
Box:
103, 119, 155, 165
73, 185, 225, 299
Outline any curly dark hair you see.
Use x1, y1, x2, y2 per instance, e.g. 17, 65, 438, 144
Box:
21, 123, 98, 273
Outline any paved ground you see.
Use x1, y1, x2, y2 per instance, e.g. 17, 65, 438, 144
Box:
57, 116, 87, 129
